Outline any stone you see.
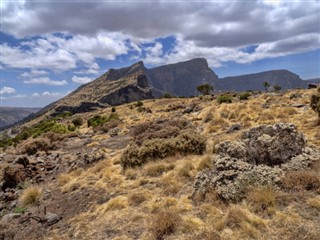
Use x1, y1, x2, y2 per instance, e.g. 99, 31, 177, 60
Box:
183, 104, 195, 114
13, 156, 29, 167
291, 103, 306, 108
109, 127, 120, 137
1, 213, 21, 222
227, 124, 241, 133
193, 123, 319, 202
44, 213, 61, 226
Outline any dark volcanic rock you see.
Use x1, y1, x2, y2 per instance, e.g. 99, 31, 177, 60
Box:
148, 58, 218, 97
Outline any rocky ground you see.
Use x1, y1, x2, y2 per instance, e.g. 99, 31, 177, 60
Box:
0, 89, 319, 240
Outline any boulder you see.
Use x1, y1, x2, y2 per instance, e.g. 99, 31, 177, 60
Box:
193, 123, 320, 201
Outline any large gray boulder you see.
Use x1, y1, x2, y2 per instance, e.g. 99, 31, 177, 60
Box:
193, 123, 320, 201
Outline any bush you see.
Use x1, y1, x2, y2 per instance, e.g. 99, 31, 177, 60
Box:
72, 117, 83, 127
197, 84, 214, 95
21, 137, 56, 155
239, 92, 251, 100
68, 124, 76, 131
162, 93, 175, 98
121, 130, 206, 169
87, 113, 119, 128
135, 101, 143, 107
149, 211, 181, 240
19, 186, 43, 206
310, 87, 320, 118
217, 95, 233, 104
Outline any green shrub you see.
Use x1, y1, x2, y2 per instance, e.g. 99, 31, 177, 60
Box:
56, 111, 72, 118
68, 124, 76, 131
197, 84, 214, 95
162, 93, 175, 98
13, 206, 27, 214
120, 130, 206, 169
217, 95, 233, 104
72, 117, 83, 127
87, 113, 119, 128
135, 101, 143, 107
239, 92, 251, 100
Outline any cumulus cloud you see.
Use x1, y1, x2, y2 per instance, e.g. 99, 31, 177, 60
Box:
20, 69, 49, 78
23, 77, 67, 86
0, 86, 16, 94
1, 1, 319, 49
72, 76, 93, 84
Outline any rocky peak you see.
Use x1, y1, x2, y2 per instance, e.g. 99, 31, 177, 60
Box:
105, 61, 146, 81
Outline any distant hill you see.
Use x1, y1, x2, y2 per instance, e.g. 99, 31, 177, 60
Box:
0, 107, 41, 128
304, 78, 320, 84
216, 70, 307, 92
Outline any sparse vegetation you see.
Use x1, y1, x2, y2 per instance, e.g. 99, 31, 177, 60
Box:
87, 113, 119, 128
263, 81, 271, 91
72, 117, 83, 127
310, 87, 320, 119
217, 94, 233, 104
239, 91, 251, 100
19, 186, 43, 206
197, 84, 214, 95
149, 211, 181, 240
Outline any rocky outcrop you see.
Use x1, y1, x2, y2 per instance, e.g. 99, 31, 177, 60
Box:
193, 123, 320, 201
148, 58, 218, 97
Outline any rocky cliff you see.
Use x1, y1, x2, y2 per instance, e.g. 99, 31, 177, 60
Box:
147, 58, 218, 96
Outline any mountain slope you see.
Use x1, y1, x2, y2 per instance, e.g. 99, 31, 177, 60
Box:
0, 107, 41, 128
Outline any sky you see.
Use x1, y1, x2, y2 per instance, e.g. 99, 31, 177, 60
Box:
0, 0, 319, 107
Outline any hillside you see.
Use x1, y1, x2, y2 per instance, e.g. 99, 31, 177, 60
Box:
0, 88, 319, 240
0, 107, 41, 129
216, 70, 307, 92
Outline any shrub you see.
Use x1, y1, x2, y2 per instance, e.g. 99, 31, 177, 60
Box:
68, 124, 76, 131
310, 87, 320, 118
56, 111, 72, 118
13, 206, 27, 214
239, 92, 251, 100
197, 84, 214, 95
162, 93, 175, 98
217, 95, 232, 104
98, 119, 121, 133
135, 101, 143, 107
273, 84, 281, 92
72, 117, 83, 127
21, 137, 56, 155
20, 186, 43, 206
121, 130, 206, 169
87, 113, 119, 128
149, 211, 181, 240
111, 107, 116, 113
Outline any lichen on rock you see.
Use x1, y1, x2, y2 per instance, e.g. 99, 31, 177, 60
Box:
193, 123, 320, 202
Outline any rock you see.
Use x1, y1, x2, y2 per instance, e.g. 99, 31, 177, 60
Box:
44, 213, 61, 226
2, 213, 21, 222
109, 127, 120, 137
291, 103, 306, 108
83, 149, 105, 165
1, 165, 27, 191
289, 93, 302, 99
13, 156, 29, 167
261, 103, 270, 109
193, 123, 319, 202
183, 104, 195, 114
227, 124, 241, 133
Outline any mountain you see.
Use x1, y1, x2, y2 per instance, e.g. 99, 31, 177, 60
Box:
216, 70, 307, 92
47, 61, 153, 116
148, 58, 218, 96
0, 107, 41, 128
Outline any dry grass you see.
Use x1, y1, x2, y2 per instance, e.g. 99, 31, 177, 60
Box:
19, 186, 43, 206
246, 187, 276, 216
149, 211, 181, 240
281, 170, 320, 193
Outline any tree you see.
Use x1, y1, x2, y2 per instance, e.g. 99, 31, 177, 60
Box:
273, 84, 281, 92
197, 84, 213, 95
310, 87, 320, 119
263, 81, 270, 92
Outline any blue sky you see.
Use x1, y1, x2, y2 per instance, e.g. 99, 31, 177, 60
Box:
1, 0, 319, 107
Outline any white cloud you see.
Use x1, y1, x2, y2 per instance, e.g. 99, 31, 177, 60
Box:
42, 91, 62, 97
72, 76, 93, 84
24, 77, 67, 86
0, 86, 16, 94
20, 69, 49, 78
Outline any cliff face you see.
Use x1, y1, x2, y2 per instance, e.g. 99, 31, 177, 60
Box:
147, 58, 219, 96
216, 70, 307, 92
50, 62, 153, 116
